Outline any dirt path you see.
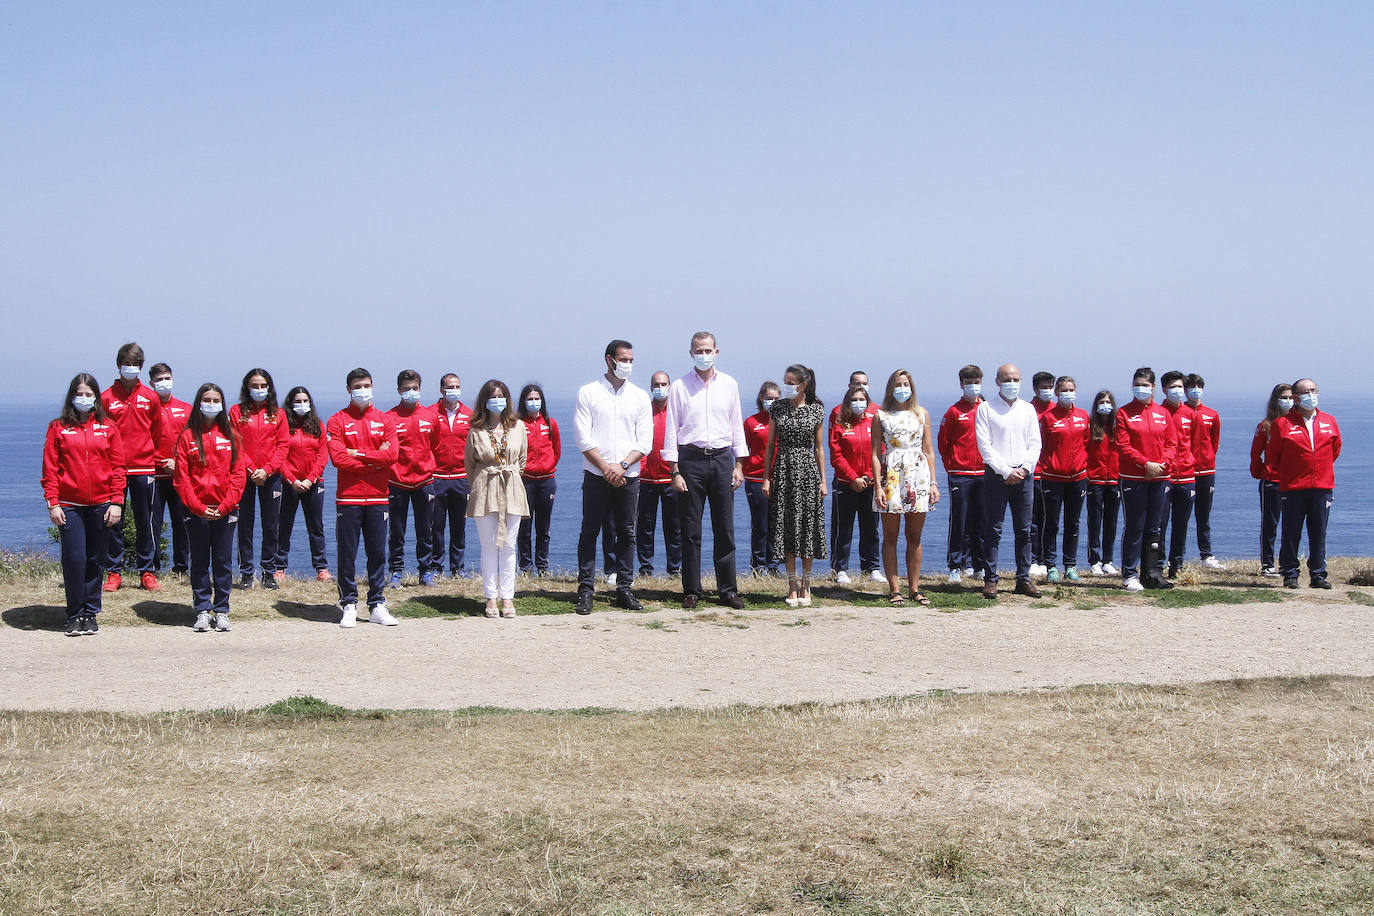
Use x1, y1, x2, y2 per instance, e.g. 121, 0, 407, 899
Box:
3, 599, 1372, 712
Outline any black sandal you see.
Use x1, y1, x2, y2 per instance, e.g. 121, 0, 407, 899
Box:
910, 591, 932, 607
889, 592, 906, 605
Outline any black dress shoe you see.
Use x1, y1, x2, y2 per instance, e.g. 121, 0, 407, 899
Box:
1311, 578, 1332, 590
1013, 580, 1041, 598
1283, 578, 1300, 589
574, 591, 594, 615
615, 589, 644, 611
719, 592, 744, 610
682, 594, 700, 610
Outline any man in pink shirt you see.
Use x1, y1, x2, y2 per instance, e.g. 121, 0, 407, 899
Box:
663, 331, 748, 610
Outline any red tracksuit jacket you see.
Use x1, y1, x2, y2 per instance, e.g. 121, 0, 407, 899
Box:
228, 404, 289, 477
1086, 433, 1120, 484
829, 414, 875, 485
1032, 397, 1056, 478
938, 399, 983, 475
1163, 402, 1196, 484
1268, 410, 1341, 491
1250, 422, 1277, 482
102, 381, 163, 475
386, 403, 439, 489
1190, 404, 1220, 475
1114, 400, 1180, 481
42, 416, 127, 508
173, 426, 247, 518
152, 398, 192, 479
282, 426, 329, 484
522, 415, 562, 480
1038, 405, 1090, 481
742, 410, 771, 482
327, 405, 399, 505
432, 401, 473, 479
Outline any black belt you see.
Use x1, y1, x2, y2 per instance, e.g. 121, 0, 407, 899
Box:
680, 444, 731, 458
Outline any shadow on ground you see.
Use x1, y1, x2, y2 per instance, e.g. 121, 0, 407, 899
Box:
2, 605, 67, 631
131, 600, 194, 627
274, 599, 346, 624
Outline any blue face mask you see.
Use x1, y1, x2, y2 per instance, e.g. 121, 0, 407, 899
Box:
153, 379, 174, 395
1277, 397, 1294, 412
780, 383, 799, 399
350, 388, 373, 407
400, 389, 422, 405
1299, 392, 1318, 410
761, 398, 776, 411
486, 397, 507, 414
72, 394, 97, 412
119, 365, 140, 381
1095, 403, 1114, 416
1186, 387, 1203, 403
850, 400, 867, 415
443, 387, 461, 403
962, 383, 980, 400
1037, 388, 1055, 403
292, 402, 311, 416
1132, 385, 1152, 402
524, 399, 542, 414
691, 352, 716, 371
200, 401, 223, 418
999, 381, 1020, 401
1057, 391, 1076, 406
651, 386, 669, 401
249, 387, 269, 402
892, 386, 913, 403
1165, 387, 1185, 404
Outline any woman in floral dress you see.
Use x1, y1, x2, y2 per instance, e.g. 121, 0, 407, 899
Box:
871, 369, 940, 605
762, 364, 827, 607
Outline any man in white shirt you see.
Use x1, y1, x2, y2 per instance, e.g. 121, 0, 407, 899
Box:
663, 331, 748, 609
976, 363, 1043, 600
573, 339, 653, 614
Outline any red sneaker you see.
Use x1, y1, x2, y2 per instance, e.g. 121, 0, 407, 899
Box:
103, 572, 121, 592
273, 570, 285, 582
140, 572, 161, 591
316, 569, 333, 582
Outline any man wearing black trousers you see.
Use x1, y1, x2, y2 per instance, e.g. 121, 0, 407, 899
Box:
573, 340, 653, 614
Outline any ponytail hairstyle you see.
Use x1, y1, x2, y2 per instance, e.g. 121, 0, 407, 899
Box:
518, 383, 549, 421
837, 383, 871, 429
59, 372, 107, 426
239, 368, 279, 418
784, 364, 822, 406
1259, 383, 1294, 437
756, 380, 780, 413
1088, 389, 1116, 442
283, 385, 322, 438
189, 383, 239, 469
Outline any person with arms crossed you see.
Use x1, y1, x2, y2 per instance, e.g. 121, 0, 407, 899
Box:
976, 364, 1042, 600
663, 331, 748, 610
100, 342, 163, 592
937, 364, 985, 584
1268, 378, 1341, 590
148, 362, 191, 576
636, 371, 682, 578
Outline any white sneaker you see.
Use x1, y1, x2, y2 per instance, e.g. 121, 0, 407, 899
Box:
948, 569, 962, 584
370, 603, 399, 626
606, 573, 618, 587
213, 613, 232, 632
1123, 577, 1144, 592
1261, 565, 1279, 578
1030, 563, 1046, 580
193, 611, 211, 632
1202, 556, 1226, 570
339, 603, 357, 628
1102, 562, 1118, 577
1089, 562, 1103, 576
962, 567, 975, 578
835, 571, 852, 585
870, 569, 887, 583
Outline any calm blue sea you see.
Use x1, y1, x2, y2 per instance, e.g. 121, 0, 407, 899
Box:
4, 395, 1369, 572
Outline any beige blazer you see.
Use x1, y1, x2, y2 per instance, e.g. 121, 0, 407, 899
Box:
464, 419, 529, 519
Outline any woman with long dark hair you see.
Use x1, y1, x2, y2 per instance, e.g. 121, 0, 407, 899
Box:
1251, 383, 1293, 577
742, 380, 780, 576
229, 368, 287, 590
277, 386, 331, 580
761, 364, 827, 607
1085, 390, 1121, 577
175, 383, 247, 632
517, 383, 560, 575
466, 380, 529, 617
42, 372, 126, 635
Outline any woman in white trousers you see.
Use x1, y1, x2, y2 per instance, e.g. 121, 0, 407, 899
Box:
465, 379, 529, 617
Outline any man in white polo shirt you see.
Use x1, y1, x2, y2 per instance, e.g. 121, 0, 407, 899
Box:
975, 363, 1043, 600
573, 339, 653, 615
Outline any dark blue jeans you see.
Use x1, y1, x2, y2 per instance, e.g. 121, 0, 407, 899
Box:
237, 473, 282, 576
1120, 479, 1168, 580
578, 472, 638, 592
982, 469, 1033, 584
1162, 481, 1195, 569
830, 479, 879, 573
388, 483, 436, 573
1086, 482, 1120, 566
1194, 473, 1216, 559
59, 504, 110, 618
743, 479, 776, 572
187, 512, 237, 614
1280, 488, 1331, 582
1040, 479, 1087, 570
1259, 480, 1281, 567
677, 448, 739, 597
151, 476, 189, 572
337, 504, 388, 608
945, 473, 985, 573
636, 480, 681, 575
278, 482, 328, 571
106, 474, 156, 573
431, 476, 470, 574
518, 476, 557, 573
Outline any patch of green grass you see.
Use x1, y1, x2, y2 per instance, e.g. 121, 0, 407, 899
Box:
921, 841, 974, 880
392, 592, 572, 617
1071, 599, 1100, 610
1152, 587, 1285, 608
780, 618, 811, 627
249, 696, 353, 719
1347, 591, 1374, 607
638, 619, 676, 633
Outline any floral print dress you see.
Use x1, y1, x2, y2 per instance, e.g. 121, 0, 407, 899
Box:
874, 409, 931, 513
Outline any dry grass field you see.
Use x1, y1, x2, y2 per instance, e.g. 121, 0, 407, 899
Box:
3, 677, 1374, 915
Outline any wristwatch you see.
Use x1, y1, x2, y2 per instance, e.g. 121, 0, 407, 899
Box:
619, 460, 630, 470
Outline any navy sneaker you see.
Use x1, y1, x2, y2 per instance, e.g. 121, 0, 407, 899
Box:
389, 571, 404, 588
65, 617, 82, 637
82, 615, 99, 635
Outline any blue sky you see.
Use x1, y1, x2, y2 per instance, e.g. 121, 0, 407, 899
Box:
4, 2, 1371, 408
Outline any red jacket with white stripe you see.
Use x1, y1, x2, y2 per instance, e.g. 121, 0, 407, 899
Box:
386, 403, 439, 489
638, 410, 673, 484
173, 426, 247, 518
1250, 422, 1277, 482
152, 398, 192, 479
431, 401, 473, 479
1113, 400, 1180, 481
101, 381, 163, 475
937, 399, 983, 475
1032, 397, 1056, 478
327, 405, 399, 505
1190, 404, 1220, 474
1163, 402, 1196, 484
742, 410, 771, 482
1038, 405, 1090, 481
1086, 433, 1120, 484
829, 413, 875, 485
1268, 410, 1341, 491
42, 416, 127, 508
228, 404, 289, 477
522, 414, 562, 480
282, 425, 329, 484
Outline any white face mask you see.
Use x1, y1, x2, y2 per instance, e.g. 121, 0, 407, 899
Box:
249, 386, 269, 402
443, 387, 461, 403
153, 379, 174, 394
350, 388, 373, 407
1037, 387, 1055, 402
1057, 391, 1076, 406
613, 360, 633, 380
1277, 397, 1294, 412
1165, 387, 1185, 404
780, 383, 799, 399
1095, 403, 1114, 416
1132, 385, 1152, 402
999, 381, 1020, 401
892, 386, 913, 403
850, 400, 867, 415
691, 352, 716, 371
1299, 392, 1318, 410
525, 399, 542, 414
72, 394, 97, 412
651, 386, 669, 401
761, 398, 776, 411
962, 383, 981, 399
200, 401, 223, 418
292, 402, 311, 416
119, 365, 140, 381
400, 389, 422, 405
1186, 387, 1203, 403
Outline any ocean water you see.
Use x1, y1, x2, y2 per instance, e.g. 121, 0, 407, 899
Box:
4, 395, 1369, 574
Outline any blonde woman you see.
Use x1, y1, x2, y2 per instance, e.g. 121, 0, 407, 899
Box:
465, 380, 529, 618
870, 369, 940, 606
